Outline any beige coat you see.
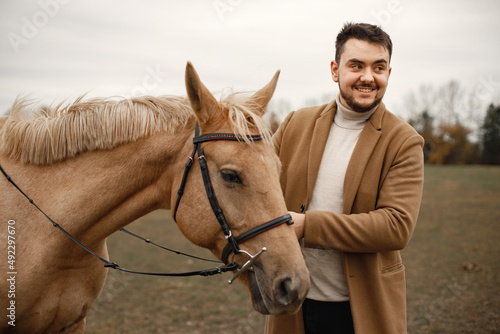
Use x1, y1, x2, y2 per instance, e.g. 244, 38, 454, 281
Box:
265, 100, 424, 334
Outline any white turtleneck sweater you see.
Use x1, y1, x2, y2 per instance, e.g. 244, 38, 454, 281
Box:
302, 96, 377, 302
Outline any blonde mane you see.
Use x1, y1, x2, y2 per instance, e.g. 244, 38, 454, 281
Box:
0, 94, 272, 165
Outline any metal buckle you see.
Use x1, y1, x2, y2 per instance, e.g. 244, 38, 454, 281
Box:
228, 247, 266, 284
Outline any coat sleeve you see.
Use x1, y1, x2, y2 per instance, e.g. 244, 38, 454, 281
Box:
303, 133, 425, 253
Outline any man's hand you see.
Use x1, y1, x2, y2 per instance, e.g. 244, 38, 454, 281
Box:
289, 211, 305, 240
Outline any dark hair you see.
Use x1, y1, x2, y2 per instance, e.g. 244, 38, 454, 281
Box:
335, 22, 393, 63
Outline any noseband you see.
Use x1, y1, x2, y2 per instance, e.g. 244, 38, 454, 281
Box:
173, 125, 293, 271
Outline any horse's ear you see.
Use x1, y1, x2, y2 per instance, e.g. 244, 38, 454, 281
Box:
185, 62, 220, 125
245, 70, 280, 116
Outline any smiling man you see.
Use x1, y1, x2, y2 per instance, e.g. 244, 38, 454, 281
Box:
334, 37, 391, 113
265, 23, 424, 333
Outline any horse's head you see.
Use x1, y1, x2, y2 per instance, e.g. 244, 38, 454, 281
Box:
172, 62, 310, 314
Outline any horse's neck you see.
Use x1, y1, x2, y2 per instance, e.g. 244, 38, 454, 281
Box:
6, 128, 192, 246
83, 131, 194, 240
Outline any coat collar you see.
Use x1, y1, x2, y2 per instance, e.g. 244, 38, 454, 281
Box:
306, 100, 336, 202
343, 102, 386, 213
305, 100, 387, 213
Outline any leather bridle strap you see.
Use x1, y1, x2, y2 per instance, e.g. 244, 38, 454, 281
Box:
173, 125, 264, 262
172, 144, 197, 222
173, 125, 293, 265
193, 132, 264, 144
173, 126, 263, 222
221, 213, 293, 264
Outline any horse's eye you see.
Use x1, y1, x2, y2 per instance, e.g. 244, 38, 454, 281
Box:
220, 169, 242, 184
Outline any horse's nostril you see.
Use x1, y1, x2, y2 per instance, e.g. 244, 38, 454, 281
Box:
274, 277, 299, 306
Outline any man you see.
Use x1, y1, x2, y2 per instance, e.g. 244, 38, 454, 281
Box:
265, 23, 424, 333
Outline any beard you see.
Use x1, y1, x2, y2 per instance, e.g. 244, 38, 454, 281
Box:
339, 83, 382, 113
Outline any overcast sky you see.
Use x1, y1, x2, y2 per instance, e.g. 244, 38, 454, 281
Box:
1, 0, 499, 122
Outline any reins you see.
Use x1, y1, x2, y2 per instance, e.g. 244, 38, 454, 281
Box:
0, 163, 237, 277
118, 227, 220, 263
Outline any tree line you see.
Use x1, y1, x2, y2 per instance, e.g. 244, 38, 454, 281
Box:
406, 81, 500, 165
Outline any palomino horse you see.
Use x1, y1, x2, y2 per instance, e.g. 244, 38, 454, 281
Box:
0, 62, 310, 333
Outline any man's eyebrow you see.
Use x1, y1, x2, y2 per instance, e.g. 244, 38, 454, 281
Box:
347, 58, 365, 64
346, 58, 388, 64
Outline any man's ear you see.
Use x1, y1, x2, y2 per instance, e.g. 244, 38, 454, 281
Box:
330, 60, 339, 83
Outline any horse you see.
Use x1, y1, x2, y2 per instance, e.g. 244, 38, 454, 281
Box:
0, 62, 310, 333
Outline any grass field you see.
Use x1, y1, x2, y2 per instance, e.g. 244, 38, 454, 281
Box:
85, 165, 500, 333
403, 165, 500, 333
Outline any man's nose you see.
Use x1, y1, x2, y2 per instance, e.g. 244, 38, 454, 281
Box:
360, 68, 374, 82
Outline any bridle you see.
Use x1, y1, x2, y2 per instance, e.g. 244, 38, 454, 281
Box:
0, 125, 293, 283
173, 125, 294, 282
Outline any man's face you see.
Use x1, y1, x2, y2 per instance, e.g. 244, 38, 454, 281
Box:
331, 38, 391, 112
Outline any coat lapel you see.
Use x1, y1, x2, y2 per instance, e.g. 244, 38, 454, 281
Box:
306, 101, 336, 205
343, 103, 385, 214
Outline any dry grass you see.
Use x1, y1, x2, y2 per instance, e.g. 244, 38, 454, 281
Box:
404, 165, 500, 333
85, 165, 500, 333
